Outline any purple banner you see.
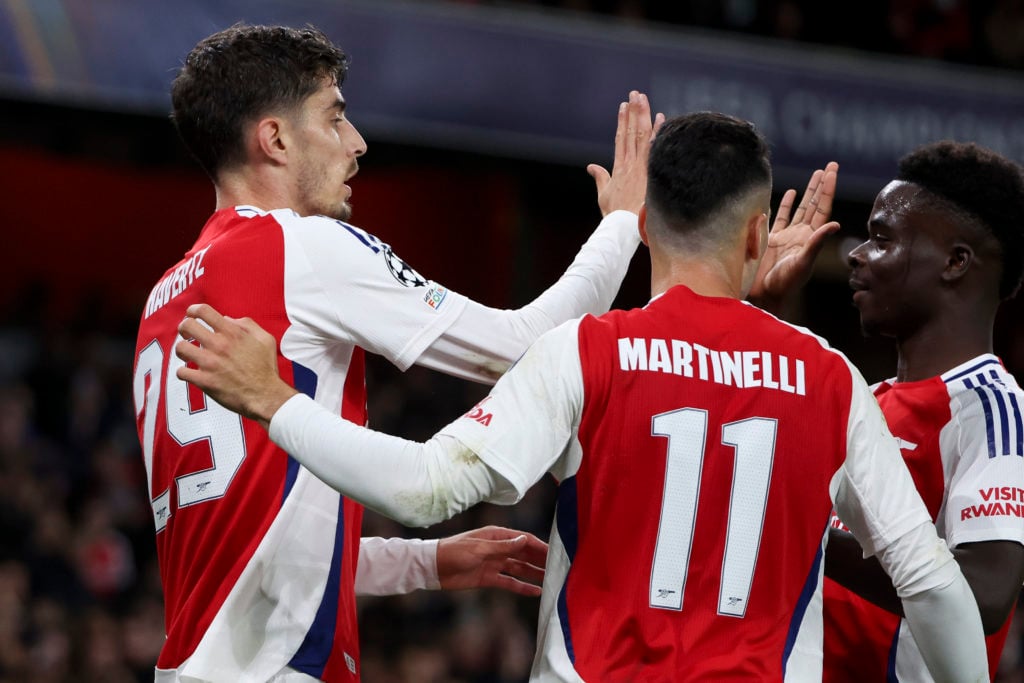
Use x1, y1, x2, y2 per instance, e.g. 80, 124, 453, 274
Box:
1, 0, 1021, 195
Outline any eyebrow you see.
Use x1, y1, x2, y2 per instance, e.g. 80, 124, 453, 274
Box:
326, 98, 346, 115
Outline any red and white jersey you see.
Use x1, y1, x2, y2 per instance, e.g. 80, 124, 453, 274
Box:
133, 206, 468, 682
444, 285, 930, 682
823, 353, 1024, 682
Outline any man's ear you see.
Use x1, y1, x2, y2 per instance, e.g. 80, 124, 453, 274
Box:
747, 212, 769, 261
942, 242, 973, 283
638, 203, 649, 247
253, 116, 288, 165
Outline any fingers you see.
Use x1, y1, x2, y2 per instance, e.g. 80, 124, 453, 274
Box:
502, 557, 545, 586
809, 162, 839, 230
587, 163, 610, 194
652, 111, 665, 138
772, 188, 797, 232
790, 169, 823, 227
184, 303, 229, 333
613, 100, 627, 167
612, 91, 657, 171
487, 572, 543, 597
178, 316, 215, 346
797, 220, 841, 267
511, 533, 548, 568
624, 92, 639, 162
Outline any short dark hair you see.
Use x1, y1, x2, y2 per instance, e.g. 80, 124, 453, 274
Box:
647, 112, 771, 234
898, 141, 1024, 299
170, 24, 349, 179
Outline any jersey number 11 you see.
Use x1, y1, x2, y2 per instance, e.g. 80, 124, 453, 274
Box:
650, 408, 777, 617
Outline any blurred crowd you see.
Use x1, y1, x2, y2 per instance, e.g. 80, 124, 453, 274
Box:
1, 282, 1024, 683
0, 1, 1022, 681
453, 0, 1024, 69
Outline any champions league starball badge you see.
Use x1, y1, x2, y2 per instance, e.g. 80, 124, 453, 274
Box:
383, 245, 428, 288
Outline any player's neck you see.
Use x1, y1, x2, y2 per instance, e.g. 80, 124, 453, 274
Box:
650, 256, 742, 301
894, 314, 994, 383
214, 167, 300, 215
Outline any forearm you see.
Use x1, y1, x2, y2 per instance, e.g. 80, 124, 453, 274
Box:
417, 211, 639, 383
824, 526, 902, 615
902, 575, 988, 683
268, 394, 501, 527
355, 537, 439, 596
876, 522, 987, 682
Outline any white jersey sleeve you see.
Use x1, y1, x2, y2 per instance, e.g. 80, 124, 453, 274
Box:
275, 211, 469, 370
354, 537, 440, 596
831, 360, 988, 682
830, 360, 933, 562
438, 318, 585, 494
416, 212, 638, 383
265, 321, 584, 526
942, 380, 1024, 549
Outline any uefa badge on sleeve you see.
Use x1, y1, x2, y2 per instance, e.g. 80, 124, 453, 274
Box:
423, 284, 448, 311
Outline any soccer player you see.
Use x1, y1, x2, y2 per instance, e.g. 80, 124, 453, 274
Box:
811, 142, 1024, 682
174, 113, 989, 682
132, 24, 660, 682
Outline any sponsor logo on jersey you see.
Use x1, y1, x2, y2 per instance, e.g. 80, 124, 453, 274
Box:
463, 397, 493, 426
617, 337, 806, 396
423, 284, 448, 311
961, 486, 1024, 520
383, 245, 428, 287
344, 652, 357, 675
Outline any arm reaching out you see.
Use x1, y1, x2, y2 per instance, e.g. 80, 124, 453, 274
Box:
748, 161, 841, 314
175, 304, 296, 427
436, 526, 547, 597
416, 91, 665, 384
355, 528, 548, 598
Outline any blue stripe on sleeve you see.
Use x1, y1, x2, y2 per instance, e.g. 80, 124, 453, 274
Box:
964, 378, 998, 458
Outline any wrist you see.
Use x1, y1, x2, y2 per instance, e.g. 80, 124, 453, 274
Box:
251, 382, 299, 429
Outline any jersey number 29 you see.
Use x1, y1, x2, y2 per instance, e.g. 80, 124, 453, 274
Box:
133, 339, 246, 533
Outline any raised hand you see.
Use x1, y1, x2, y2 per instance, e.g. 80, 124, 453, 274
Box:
587, 90, 666, 217
437, 525, 548, 597
748, 161, 841, 313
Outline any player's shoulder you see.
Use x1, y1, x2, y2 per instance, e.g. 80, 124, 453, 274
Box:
942, 354, 1024, 453
941, 354, 1023, 398
742, 299, 855, 365
267, 209, 383, 248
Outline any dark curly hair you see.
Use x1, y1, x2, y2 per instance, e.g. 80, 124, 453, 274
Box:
898, 141, 1024, 299
647, 112, 771, 234
171, 24, 349, 179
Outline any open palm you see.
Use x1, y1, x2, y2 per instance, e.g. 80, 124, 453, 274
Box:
749, 162, 840, 311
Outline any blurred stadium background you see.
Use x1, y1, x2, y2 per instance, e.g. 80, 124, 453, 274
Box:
0, 1, 1022, 681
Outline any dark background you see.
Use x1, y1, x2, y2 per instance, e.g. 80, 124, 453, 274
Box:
1, 1, 1022, 681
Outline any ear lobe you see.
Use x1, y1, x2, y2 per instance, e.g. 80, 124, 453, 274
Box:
942, 243, 973, 283
638, 203, 649, 247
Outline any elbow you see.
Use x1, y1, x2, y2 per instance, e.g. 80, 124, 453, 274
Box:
388, 490, 458, 529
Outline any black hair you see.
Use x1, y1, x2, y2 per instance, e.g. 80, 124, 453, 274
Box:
170, 24, 349, 179
899, 141, 1024, 299
647, 111, 771, 235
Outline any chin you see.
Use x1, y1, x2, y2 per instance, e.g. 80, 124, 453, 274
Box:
323, 202, 352, 221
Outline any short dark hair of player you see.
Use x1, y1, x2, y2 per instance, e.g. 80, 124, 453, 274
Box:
898, 141, 1024, 300
170, 23, 349, 180
646, 111, 772, 245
